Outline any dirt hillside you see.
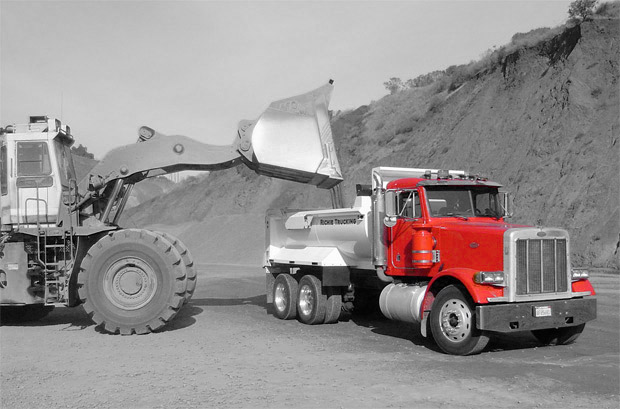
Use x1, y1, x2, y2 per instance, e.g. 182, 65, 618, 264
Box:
123, 14, 620, 269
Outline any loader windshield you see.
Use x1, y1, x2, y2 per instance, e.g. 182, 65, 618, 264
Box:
17, 142, 51, 176
425, 186, 501, 218
54, 140, 77, 188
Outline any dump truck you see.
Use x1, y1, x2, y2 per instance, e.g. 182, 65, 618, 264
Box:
265, 167, 597, 355
0, 82, 342, 334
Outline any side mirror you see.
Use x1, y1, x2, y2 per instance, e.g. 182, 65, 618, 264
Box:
385, 190, 396, 217
384, 190, 397, 227
502, 192, 514, 218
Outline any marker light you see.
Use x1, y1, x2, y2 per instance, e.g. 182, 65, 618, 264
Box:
571, 269, 590, 281
473, 271, 505, 286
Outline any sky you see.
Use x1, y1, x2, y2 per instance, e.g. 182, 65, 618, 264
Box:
1, 0, 573, 158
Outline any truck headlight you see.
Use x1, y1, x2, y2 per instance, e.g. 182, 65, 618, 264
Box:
571, 269, 589, 281
473, 271, 505, 286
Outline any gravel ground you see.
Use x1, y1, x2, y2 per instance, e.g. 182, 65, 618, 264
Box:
1, 265, 618, 409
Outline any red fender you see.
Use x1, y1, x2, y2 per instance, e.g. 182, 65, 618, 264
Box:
421, 268, 504, 312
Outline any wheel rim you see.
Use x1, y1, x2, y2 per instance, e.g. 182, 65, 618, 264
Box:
274, 282, 288, 312
298, 284, 314, 316
438, 298, 472, 342
103, 257, 158, 310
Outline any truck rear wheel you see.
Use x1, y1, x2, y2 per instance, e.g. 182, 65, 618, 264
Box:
323, 287, 342, 324
430, 285, 489, 355
273, 273, 298, 320
297, 275, 326, 325
156, 232, 197, 304
532, 323, 586, 345
78, 229, 187, 335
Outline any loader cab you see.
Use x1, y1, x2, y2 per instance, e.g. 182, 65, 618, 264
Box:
0, 116, 76, 229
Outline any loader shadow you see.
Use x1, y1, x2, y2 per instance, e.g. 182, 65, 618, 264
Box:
155, 304, 203, 333
159, 295, 267, 333
0, 305, 94, 331
189, 295, 267, 308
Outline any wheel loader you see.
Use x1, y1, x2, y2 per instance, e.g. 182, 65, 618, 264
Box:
0, 81, 342, 334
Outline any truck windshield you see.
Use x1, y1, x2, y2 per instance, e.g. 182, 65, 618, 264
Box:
425, 186, 501, 218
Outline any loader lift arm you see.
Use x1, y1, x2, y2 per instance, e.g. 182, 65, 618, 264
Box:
76, 81, 343, 224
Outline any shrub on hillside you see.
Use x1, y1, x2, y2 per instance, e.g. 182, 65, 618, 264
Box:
71, 144, 94, 159
568, 0, 598, 21
383, 77, 404, 94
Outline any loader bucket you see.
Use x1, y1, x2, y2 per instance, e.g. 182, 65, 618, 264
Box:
236, 82, 343, 189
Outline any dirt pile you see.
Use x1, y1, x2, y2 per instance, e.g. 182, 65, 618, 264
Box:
124, 15, 619, 269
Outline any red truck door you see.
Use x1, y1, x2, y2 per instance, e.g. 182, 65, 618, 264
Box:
388, 189, 423, 272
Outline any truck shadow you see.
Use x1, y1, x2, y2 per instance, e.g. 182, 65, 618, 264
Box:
346, 311, 547, 354
346, 312, 441, 352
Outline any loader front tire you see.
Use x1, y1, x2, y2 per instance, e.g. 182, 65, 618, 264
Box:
156, 232, 197, 304
78, 229, 187, 335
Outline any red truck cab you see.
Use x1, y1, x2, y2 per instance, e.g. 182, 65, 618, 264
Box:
380, 171, 596, 354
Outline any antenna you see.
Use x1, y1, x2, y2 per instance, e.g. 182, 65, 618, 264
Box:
60, 92, 64, 121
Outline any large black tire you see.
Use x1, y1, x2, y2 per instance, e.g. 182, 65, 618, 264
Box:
430, 285, 490, 355
78, 229, 187, 335
273, 274, 298, 320
297, 275, 326, 325
323, 286, 342, 324
0, 304, 55, 324
156, 232, 197, 304
532, 323, 586, 345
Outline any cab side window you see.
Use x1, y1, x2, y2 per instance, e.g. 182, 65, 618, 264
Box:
17, 142, 51, 176
397, 190, 420, 219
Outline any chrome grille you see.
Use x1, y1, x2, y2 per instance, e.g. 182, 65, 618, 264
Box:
516, 238, 568, 295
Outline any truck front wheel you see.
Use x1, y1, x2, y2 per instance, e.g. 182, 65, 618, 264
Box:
297, 275, 326, 325
430, 285, 490, 355
273, 273, 298, 320
532, 323, 585, 345
78, 229, 187, 335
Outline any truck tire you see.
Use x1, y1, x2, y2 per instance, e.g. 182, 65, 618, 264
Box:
429, 285, 490, 355
0, 305, 55, 324
273, 273, 298, 320
297, 275, 326, 325
532, 323, 586, 345
78, 229, 187, 335
323, 287, 342, 324
156, 232, 197, 304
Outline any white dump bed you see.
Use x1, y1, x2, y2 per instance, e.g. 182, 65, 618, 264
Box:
265, 196, 374, 269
